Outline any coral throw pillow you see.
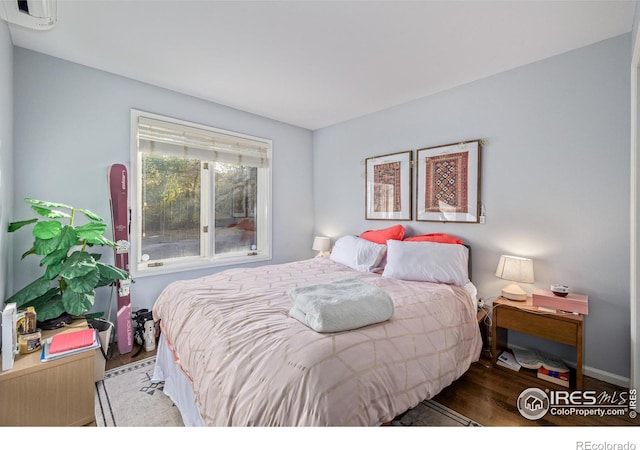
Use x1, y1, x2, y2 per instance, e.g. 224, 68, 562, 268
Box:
359, 224, 405, 245
404, 233, 464, 244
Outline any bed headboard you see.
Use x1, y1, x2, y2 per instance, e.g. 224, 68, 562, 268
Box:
464, 244, 472, 282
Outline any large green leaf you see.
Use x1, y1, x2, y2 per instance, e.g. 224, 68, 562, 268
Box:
33, 220, 62, 240
61, 289, 94, 316
25, 198, 72, 210
8, 218, 38, 232
96, 262, 128, 286
33, 294, 66, 322
78, 208, 104, 222
53, 226, 78, 251
21, 247, 36, 259
40, 248, 68, 267
75, 222, 107, 241
31, 205, 71, 219
34, 226, 77, 257
84, 311, 105, 320
18, 288, 63, 322
85, 234, 116, 247
44, 262, 63, 280
59, 251, 96, 279
34, 236, 59, 256
22, 287, 60, 310
64, 268, 100, 293
4, 277, 52, 307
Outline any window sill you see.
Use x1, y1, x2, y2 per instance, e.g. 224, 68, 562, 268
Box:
131, 253, 272, 278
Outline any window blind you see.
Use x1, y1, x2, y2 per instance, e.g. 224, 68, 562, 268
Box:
137, 116, 270, 168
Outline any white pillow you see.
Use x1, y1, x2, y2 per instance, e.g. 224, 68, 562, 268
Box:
382, 240, 469, 286
330, 235, 387, 272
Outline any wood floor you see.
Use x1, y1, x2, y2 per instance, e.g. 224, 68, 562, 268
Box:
106, 343, 638, 427
105, 342, 157, 371
433, 348, 638, 427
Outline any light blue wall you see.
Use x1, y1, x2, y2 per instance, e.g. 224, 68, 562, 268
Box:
313, 34, 631, 381
0, 21, 12, 302
11, 48, 314, 322
633, 1, 640, 57
6, 32, 633, 383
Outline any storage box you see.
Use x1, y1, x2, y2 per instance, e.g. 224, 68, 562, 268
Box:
532, 288, 588, 315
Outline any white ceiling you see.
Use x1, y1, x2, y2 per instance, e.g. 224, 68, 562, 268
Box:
4, 0, 637, 130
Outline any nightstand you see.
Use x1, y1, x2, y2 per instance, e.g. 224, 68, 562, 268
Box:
0, 319, 96, 426
491, 296, 584, 390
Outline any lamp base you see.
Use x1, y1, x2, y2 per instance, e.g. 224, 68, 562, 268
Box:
501, 282, 528, 301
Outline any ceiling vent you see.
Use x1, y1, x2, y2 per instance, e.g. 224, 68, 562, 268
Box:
0, 0, 57, 30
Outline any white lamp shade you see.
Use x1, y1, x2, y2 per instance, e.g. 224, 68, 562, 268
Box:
312, 237, 331, 252
495, 255, 534, 301
495, 255, 534, 283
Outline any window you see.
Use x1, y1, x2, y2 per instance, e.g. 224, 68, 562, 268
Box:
130, 110, 272, 276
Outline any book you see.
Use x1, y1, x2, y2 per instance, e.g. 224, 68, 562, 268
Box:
48, 328, 96, 354
497, 350, 521, 371
40, 329, 99, 362
511, 347, 569, 372
537, 366, 570, 388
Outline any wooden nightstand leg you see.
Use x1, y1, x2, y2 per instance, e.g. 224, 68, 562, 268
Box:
491, 308, 497, 365
576, 321, 584, 390
495, 328, 508, 356
491, 307, 509, 365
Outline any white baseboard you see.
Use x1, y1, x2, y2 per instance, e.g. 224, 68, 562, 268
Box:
583, 365, 629, 389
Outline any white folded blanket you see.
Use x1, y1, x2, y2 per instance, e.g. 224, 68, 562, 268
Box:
288, 278, 394, 333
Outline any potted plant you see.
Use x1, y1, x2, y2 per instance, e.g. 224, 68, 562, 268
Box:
4, 198, 129, 329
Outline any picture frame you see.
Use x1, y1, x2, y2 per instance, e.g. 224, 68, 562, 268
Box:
365, 150, 412, 220
416, 140, 481, 223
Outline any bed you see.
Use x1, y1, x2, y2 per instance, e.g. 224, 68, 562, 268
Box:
151, 235, 482, 426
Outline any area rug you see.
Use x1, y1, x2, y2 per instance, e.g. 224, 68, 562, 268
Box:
95, 356, 480, 427
95, 357, 183, 427
389, 399, 481, 427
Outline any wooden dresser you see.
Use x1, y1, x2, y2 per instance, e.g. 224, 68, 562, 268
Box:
0, 320, 95, 426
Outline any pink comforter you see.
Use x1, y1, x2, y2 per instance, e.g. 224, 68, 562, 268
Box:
153, 257, 482, 426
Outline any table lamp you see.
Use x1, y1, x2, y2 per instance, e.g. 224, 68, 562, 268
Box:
312, 236, 331, 257
495, 255, 534, 301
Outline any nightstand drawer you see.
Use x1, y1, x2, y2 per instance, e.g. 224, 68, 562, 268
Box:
496, 306, 579, 346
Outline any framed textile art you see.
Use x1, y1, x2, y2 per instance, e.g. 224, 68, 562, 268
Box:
416, 140, 481, 223
365, 150, 412, 220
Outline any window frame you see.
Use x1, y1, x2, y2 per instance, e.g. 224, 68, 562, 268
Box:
129, 109, 272, 278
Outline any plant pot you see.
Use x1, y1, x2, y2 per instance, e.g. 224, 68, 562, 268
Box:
87, 318, 113, 382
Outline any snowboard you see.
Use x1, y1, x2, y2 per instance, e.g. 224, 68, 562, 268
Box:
108, 163, 133, 354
